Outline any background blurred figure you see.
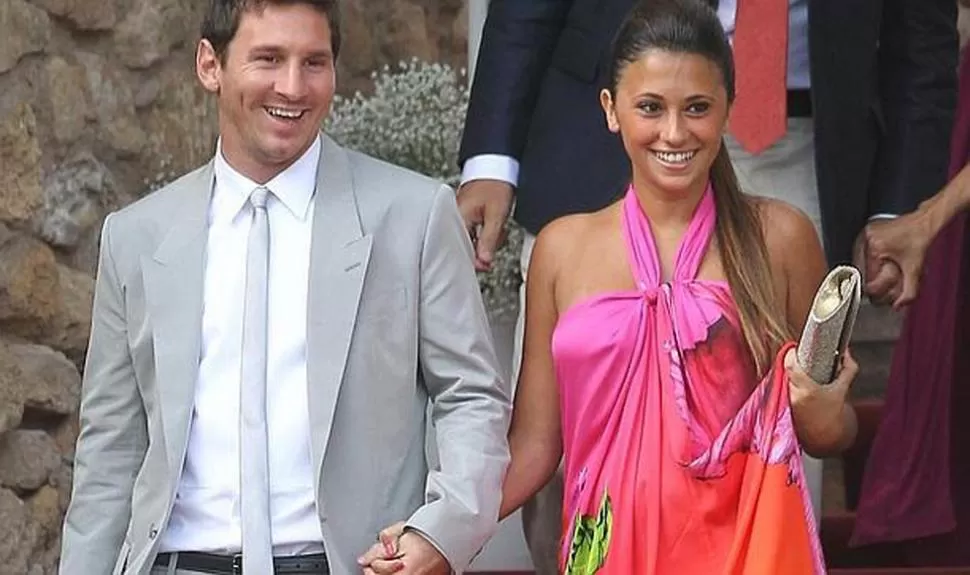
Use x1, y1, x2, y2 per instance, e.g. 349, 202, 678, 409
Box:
458, 0, 957, 571
852, 3, 970, 559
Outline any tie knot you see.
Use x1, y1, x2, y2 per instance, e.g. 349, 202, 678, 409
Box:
250, 187, 269, 210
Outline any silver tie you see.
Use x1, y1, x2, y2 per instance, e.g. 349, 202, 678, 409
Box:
240, 186, 274, 574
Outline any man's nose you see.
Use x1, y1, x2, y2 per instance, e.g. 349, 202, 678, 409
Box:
276, 62, 308, 100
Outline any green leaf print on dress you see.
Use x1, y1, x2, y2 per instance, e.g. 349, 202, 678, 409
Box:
565, 490, 613, 575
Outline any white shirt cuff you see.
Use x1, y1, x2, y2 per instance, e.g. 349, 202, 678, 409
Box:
460, 154, 520, 188
868, 213, 898, 220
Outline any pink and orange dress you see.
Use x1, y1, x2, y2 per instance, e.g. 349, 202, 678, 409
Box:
552, 186, 824, 574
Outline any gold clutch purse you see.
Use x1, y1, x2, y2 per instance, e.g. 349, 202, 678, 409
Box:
796, 265, 862, 384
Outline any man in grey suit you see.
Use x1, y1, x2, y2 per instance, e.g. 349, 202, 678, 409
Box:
58, 1, 511, 574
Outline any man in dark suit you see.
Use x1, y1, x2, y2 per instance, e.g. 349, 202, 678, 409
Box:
456, 0, 957, 572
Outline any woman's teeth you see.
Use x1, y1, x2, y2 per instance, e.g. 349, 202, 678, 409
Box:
653, 150, 696, 164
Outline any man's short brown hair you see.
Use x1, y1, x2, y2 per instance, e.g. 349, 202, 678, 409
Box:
201, 0, 341, 61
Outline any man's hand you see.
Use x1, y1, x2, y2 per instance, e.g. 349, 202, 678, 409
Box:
358, 522, 448, 575
853, 227, 903, 308
861, 214, 935, 309
456, 179, 514, 271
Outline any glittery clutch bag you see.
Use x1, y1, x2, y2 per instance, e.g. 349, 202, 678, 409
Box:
796, 265, 862, 385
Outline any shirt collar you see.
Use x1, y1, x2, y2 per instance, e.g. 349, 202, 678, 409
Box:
213, 135, 321, 221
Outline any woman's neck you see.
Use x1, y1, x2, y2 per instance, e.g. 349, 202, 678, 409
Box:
629, 172, 709, 228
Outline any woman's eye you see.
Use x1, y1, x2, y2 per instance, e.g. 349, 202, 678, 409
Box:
686, 102, 711, 114
637, 101, 662, 114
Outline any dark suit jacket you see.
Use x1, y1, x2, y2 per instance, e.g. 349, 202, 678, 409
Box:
459, 0, 958, 264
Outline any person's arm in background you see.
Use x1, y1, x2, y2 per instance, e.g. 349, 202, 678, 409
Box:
862, 0, 958, 302
867, 161, 970, 307
458, 0, 572, 270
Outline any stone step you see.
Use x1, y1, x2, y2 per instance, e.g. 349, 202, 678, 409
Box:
851, 301, 904, 344
847, 301, 904, 399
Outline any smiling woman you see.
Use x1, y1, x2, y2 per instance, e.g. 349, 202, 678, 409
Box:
195, 0, 339, 184
597, 4, 789, 381
599, 51, 725, 213
481, 0, 855, 573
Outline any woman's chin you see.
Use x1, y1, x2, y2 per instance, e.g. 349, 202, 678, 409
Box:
645, 173, 706, 197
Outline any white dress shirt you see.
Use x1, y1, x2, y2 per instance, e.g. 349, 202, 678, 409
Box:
462, 0, 811, 188
160, 136, 325, 555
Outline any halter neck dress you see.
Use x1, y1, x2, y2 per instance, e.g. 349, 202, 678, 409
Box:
552, 185, 824, 574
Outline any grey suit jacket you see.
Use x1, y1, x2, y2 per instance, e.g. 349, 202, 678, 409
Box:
59, 135, 512, 575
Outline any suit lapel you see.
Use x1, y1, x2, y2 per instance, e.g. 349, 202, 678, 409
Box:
306, 135, 373, 486
142, 164, 212, 474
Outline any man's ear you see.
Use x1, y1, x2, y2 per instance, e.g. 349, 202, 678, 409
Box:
196, 39, 222, 94
600, 89, 620, 133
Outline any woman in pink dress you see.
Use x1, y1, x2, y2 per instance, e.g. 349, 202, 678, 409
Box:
495, 1, 858, 572
362, 0, 860, 573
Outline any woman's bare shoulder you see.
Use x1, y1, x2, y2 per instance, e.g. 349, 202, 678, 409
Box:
533, 203, 620, 263
751, 196, 828, 324
751, 196, 822, 264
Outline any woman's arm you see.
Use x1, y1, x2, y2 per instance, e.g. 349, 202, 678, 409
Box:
499, 223, 567, 520
763, 200, 859, 458
918, 160, 970, 241
866, 160, 970, 307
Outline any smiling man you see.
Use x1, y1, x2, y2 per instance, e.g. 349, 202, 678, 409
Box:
58, 1, 511, 574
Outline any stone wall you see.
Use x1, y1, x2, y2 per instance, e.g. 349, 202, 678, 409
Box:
0, 0, 467, 572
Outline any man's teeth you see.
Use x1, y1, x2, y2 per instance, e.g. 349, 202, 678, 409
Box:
266, 107, 304, 119
654, 150, 696, 163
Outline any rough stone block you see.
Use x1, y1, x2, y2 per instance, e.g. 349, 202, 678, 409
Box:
0, 0, 51, 74
37, 153, 112, 249
0, 225, 60, 339
0, 430, 62, 493
0, 102, 43, 225
9, 342, 81, 417
33, 0, 118, 30
44, 57, 92, 145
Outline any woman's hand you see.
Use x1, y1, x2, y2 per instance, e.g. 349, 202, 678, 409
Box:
786, 347, 859, 458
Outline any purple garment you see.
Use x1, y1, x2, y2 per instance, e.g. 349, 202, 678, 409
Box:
851, 47, 970, 564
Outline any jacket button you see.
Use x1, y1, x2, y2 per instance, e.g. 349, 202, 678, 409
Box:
149, 525, 158, 539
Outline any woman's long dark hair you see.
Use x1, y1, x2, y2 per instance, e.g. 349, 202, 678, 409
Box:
608, 0, 790, 374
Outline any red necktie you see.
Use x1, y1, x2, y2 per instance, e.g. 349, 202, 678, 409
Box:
730, 0, 789, 154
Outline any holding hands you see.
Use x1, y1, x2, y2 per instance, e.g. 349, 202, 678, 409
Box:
357, 522, 447, 575
856, 215, 935, 309
857, 162, 970, 308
